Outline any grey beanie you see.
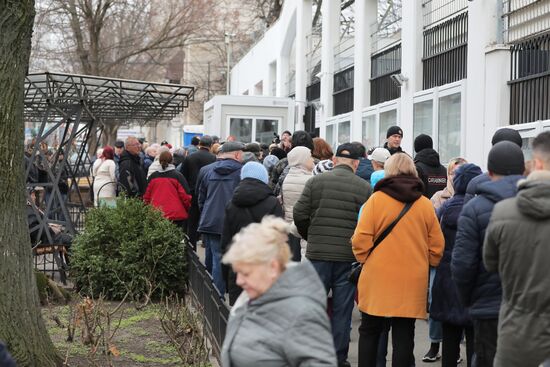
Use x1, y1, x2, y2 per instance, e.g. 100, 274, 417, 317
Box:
487, 141, 525, 176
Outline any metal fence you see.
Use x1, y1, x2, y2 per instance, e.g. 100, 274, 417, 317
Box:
509, 32, 550, 124
333, 67, 354, 116
370, 44, 402, 105
186, 245, 230, 362
422, 11, 468, 89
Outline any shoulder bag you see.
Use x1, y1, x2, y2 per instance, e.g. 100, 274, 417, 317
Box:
349, 201, 414, 284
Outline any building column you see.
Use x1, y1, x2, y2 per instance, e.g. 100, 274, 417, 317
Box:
465, 1, 507, 167
276, 56, 289, 97
319, 0, 340, 138
399, 0, 423, 153
352, 0, 377, 147
295, 0, 312, 131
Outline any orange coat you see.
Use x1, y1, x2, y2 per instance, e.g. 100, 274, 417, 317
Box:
351, 191, 444, 319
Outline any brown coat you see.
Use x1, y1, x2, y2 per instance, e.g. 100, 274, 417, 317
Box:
352, 189, 444, 319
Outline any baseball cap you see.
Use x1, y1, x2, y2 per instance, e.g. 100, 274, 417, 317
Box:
335, 143, 362, 160
370, 148, 391, 163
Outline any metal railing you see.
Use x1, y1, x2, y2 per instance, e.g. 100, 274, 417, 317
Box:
186, 245, 230, 362
503, 0, 550, 43
509, 32, 550, 124
333, 67, 354, 116
422, 0, 468, 29
370, 44, 402, 105
422, 12, 468, 89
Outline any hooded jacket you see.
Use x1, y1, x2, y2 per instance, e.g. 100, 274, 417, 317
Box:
483, 171, 550, 367
221, 261, 337, 367
197, 159, 242, 235
431, 164, 482, 325
352, 175, 444, 319
414, 148, 447, 199
118, 150, 147, 197
144, 168, 192, 221
221, 178, 284, 304
281, 166, 312, 223
451, 174, 523, 319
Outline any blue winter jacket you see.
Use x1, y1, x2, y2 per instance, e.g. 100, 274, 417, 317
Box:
463, 172, 490, 205
431, 163, 482, 325
451, 174, 523, 319
356, 158, 374, 181
197, 159, 242, 235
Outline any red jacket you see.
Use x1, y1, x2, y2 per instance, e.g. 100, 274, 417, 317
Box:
144, 169, 192, 221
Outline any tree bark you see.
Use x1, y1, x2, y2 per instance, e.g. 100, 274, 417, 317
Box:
0, 1, 62, 366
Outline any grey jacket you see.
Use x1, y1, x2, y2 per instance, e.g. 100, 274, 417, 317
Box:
484, 171, 550, 367
221, 261, 337, 367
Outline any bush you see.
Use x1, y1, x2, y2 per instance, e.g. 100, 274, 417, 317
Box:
71, 197, 186, 301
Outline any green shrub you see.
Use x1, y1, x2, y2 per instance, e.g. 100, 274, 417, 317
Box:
71, 197, 186, 300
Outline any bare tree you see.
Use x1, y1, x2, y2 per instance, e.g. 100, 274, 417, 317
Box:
250, 0, 284, 28
0, 1, 63, 365
31, 0, 217, 144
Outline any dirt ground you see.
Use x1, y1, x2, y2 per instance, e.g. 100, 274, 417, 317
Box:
42, 300, 212, 367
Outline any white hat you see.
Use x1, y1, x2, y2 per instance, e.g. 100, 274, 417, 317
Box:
370, 148, 391, 164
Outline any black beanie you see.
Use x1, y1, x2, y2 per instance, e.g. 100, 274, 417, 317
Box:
487, 141, 525, 176
386, 125, 403, 138
414, 134, 433, 153
492, 128, 522, 148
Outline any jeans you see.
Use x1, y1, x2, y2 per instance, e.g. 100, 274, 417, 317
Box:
473, 319, 498, 367
310, 260, 356, 363
442, 323, 474, 367
428, 267, 443, 343
202, 233, 225, 295
359, 313, 416, 367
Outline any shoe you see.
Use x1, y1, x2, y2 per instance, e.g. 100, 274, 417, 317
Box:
338, 361, 351, 367
422, 343, 441, 362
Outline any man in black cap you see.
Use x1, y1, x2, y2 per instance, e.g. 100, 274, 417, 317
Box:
414, 134, 447, 199
384, 125, 404, 155
452, 141, 525, 367
114, 140, 124, 165
181, 135, 216, 250
464, 128, 523, 204
294, 143, 372, 367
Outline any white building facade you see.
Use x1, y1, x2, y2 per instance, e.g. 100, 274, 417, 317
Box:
229, 0, 550, 166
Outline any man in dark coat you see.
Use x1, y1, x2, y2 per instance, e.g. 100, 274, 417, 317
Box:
413, 134, 447, 198
197, 141, 244, 295
181, 135, 216, 249
464, 128, 523, 204
221, 162, 283, 305
118, 136, 147, 197
451, 141, 525, 367
294, 143, 371, 367
383, 125, 405, 155
483, 131, 550, 367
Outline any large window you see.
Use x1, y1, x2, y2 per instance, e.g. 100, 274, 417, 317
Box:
413, 100, 434, 139
438, 93, 461, 163
228, 117, 280, 144
379, 110, 397, 146
362, 115, 376, 149
325, 115, 351, 151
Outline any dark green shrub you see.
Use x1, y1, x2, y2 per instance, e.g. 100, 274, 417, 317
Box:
71, 197, 186, 300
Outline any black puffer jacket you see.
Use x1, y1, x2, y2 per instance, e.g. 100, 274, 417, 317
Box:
221, 178, 284, 304
414, 148, 447, 198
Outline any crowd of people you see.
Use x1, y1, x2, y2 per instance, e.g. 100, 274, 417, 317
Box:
21, 125, 550, 367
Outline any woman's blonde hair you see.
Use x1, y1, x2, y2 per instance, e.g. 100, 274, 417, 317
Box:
384, 153, 418, 177
447, 157, 467, 175
222, 216, 291, 266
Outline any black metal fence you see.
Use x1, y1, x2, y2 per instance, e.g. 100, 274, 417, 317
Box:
371, 44, 402, 105
422, 11, 468, 89
186, 245, 230, 361
333, 67, 354, 116
509, 32, 550, 124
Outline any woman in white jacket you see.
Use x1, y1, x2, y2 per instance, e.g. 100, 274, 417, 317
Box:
281, 146, 314, 261
92, 145, 117, 207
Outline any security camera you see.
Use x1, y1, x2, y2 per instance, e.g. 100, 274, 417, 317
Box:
310, 101, 324, 111
390, 73, 408, 87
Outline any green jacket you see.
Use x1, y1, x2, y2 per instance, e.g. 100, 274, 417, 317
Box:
293, 164, 371, 262
484, 172, 550, 367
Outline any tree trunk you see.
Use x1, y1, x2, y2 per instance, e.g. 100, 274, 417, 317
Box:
102, 124, 119, 147
0, 2, 63, 366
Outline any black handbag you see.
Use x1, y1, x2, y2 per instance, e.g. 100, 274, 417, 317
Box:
349, 201, 414, 284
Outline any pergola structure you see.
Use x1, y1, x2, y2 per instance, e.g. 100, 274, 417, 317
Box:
24, 72, 194, 245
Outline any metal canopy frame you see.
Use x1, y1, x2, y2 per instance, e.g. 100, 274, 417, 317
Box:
24, 72, 194, 244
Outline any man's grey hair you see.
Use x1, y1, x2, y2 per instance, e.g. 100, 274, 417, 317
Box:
125, 136, 138, 148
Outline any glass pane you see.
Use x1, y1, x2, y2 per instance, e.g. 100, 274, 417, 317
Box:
229, 118, 252, 142
326, 124, 336, 151
438, 93, 461, 163
256, 119, 279, 145
413, 100, 433, 138
338, 121, 351, 144
362, 115, 376, 150
379, 109, 397, 146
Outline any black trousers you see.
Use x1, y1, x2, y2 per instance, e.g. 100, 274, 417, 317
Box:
186, 198, 200, 250
473, 319, 498, 367
358, 313, 415, 367
442, 322, 474, 367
